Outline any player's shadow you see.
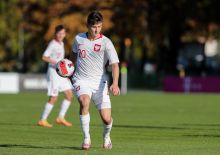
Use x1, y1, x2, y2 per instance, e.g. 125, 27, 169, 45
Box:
113, 124, 220, 131
0, 122, 37, 127
182, 134, 220, 138
113, 124, 186, 130
180, 123, 220, 127
178, 123, 220, 131
0, 144, 82, 150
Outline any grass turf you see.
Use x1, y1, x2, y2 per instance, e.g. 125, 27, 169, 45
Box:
0, 91, 220, 154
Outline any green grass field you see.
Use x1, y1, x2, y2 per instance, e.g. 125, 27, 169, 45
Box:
0, 91, 220, 155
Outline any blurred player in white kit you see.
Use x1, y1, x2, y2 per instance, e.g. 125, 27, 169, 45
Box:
38, 25, 73, 127
70, 11, 120, 150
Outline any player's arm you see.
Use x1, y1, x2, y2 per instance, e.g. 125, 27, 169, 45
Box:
110, 63, 120, 96
42, 42, 57, 65
68, 51, 77, 84
69, 52, 77, 84
69, 51, 77, 66
70, 38, 78, 66
68, 38, 78, 83
106, 39, 120, 96
42, 56, 57, 65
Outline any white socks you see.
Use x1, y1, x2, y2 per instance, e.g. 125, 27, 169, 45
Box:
103, 120, 113, 139
41, 99, 71, 120
80, 114, 113, 145
58, 99, 71, 118
80, 113, 90, 140
41, 102, 54, 120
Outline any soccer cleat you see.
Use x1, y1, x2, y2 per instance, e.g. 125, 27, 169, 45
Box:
56, 117, 72, 127
37, 120, 53, 127
103, 137, 112, 150
82, 138, 91, 150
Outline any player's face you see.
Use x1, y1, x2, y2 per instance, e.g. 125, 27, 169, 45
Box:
55, 29, 66, 42
88, 22, 102, 39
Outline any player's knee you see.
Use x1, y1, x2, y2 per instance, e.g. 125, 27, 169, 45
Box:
64, 90, 73, 101
66, 93, 73, 101
48, 96, 58, 104
79, 96, 90, 107
80, 101, 90, 110
80, 106, 89, 115
102, 116, 112, 125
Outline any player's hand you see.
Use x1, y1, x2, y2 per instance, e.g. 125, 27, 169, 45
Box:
52, 60, 58, 65
110, 84, 120, 96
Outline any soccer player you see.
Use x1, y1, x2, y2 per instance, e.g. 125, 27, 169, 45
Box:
70, 11, 120, 150
38, 25, 73, 127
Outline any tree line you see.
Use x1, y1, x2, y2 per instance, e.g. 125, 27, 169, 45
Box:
0, 0, 219, 75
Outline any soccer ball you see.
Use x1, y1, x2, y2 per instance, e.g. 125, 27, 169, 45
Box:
56, 59, 75, 77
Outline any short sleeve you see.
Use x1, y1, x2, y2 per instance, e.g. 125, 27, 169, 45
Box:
106, 39, 119, 64
43, 41, 54, 57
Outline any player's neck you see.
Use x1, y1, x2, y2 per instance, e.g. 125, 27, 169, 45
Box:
54, 38, 62, 44
87, 32, 102, 41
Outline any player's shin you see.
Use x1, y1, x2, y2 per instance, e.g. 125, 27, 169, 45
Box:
103, 119, 113, 149
58, 99, 71, 118
41, 102, 54, 120
56, 99, 72, 126
80, 113, 91, 140
103, 119, 113, 139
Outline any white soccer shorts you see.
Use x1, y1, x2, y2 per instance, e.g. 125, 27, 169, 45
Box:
47, 68, 73, 96
73, 79, 111, 110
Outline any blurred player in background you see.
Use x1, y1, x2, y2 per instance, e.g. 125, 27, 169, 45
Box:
70, 11, 120, 150
38, 25, 73, 127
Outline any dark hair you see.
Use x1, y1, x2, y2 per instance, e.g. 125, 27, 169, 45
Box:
55, 25, 65, 34
87, 11, 103, 26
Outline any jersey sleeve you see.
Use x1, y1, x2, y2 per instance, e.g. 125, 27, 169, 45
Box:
105, 39, 119, 64
43, 41, 54, 57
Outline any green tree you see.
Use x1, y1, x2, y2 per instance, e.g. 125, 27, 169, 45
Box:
0, 0, 21, 71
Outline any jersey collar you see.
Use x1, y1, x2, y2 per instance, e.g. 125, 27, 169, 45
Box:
86, 32, 103, 41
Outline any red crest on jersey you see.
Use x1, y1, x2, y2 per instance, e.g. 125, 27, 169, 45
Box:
94, 44, 101, 52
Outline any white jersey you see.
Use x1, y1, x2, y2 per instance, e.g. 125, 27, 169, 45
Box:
43, 39, 65, 68
72, 33, 119, 82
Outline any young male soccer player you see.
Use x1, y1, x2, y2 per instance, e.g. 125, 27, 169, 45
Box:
38, 25, 73, 127
70, 11, 120, 150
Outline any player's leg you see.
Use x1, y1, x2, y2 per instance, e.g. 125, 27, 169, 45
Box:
56, 78, 73, 126
38, 96, 58, 127
38, 68, 58, 127
93, 80, 113, 149
73, 80, 92, 150
56, 89, 73, 127
78, 94, 91, 150
99, 108, 113, 149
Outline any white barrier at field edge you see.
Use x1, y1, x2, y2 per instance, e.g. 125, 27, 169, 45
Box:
0, 72, 19, 94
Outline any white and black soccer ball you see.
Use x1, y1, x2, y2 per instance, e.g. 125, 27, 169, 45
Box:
56, 59, 75, 77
